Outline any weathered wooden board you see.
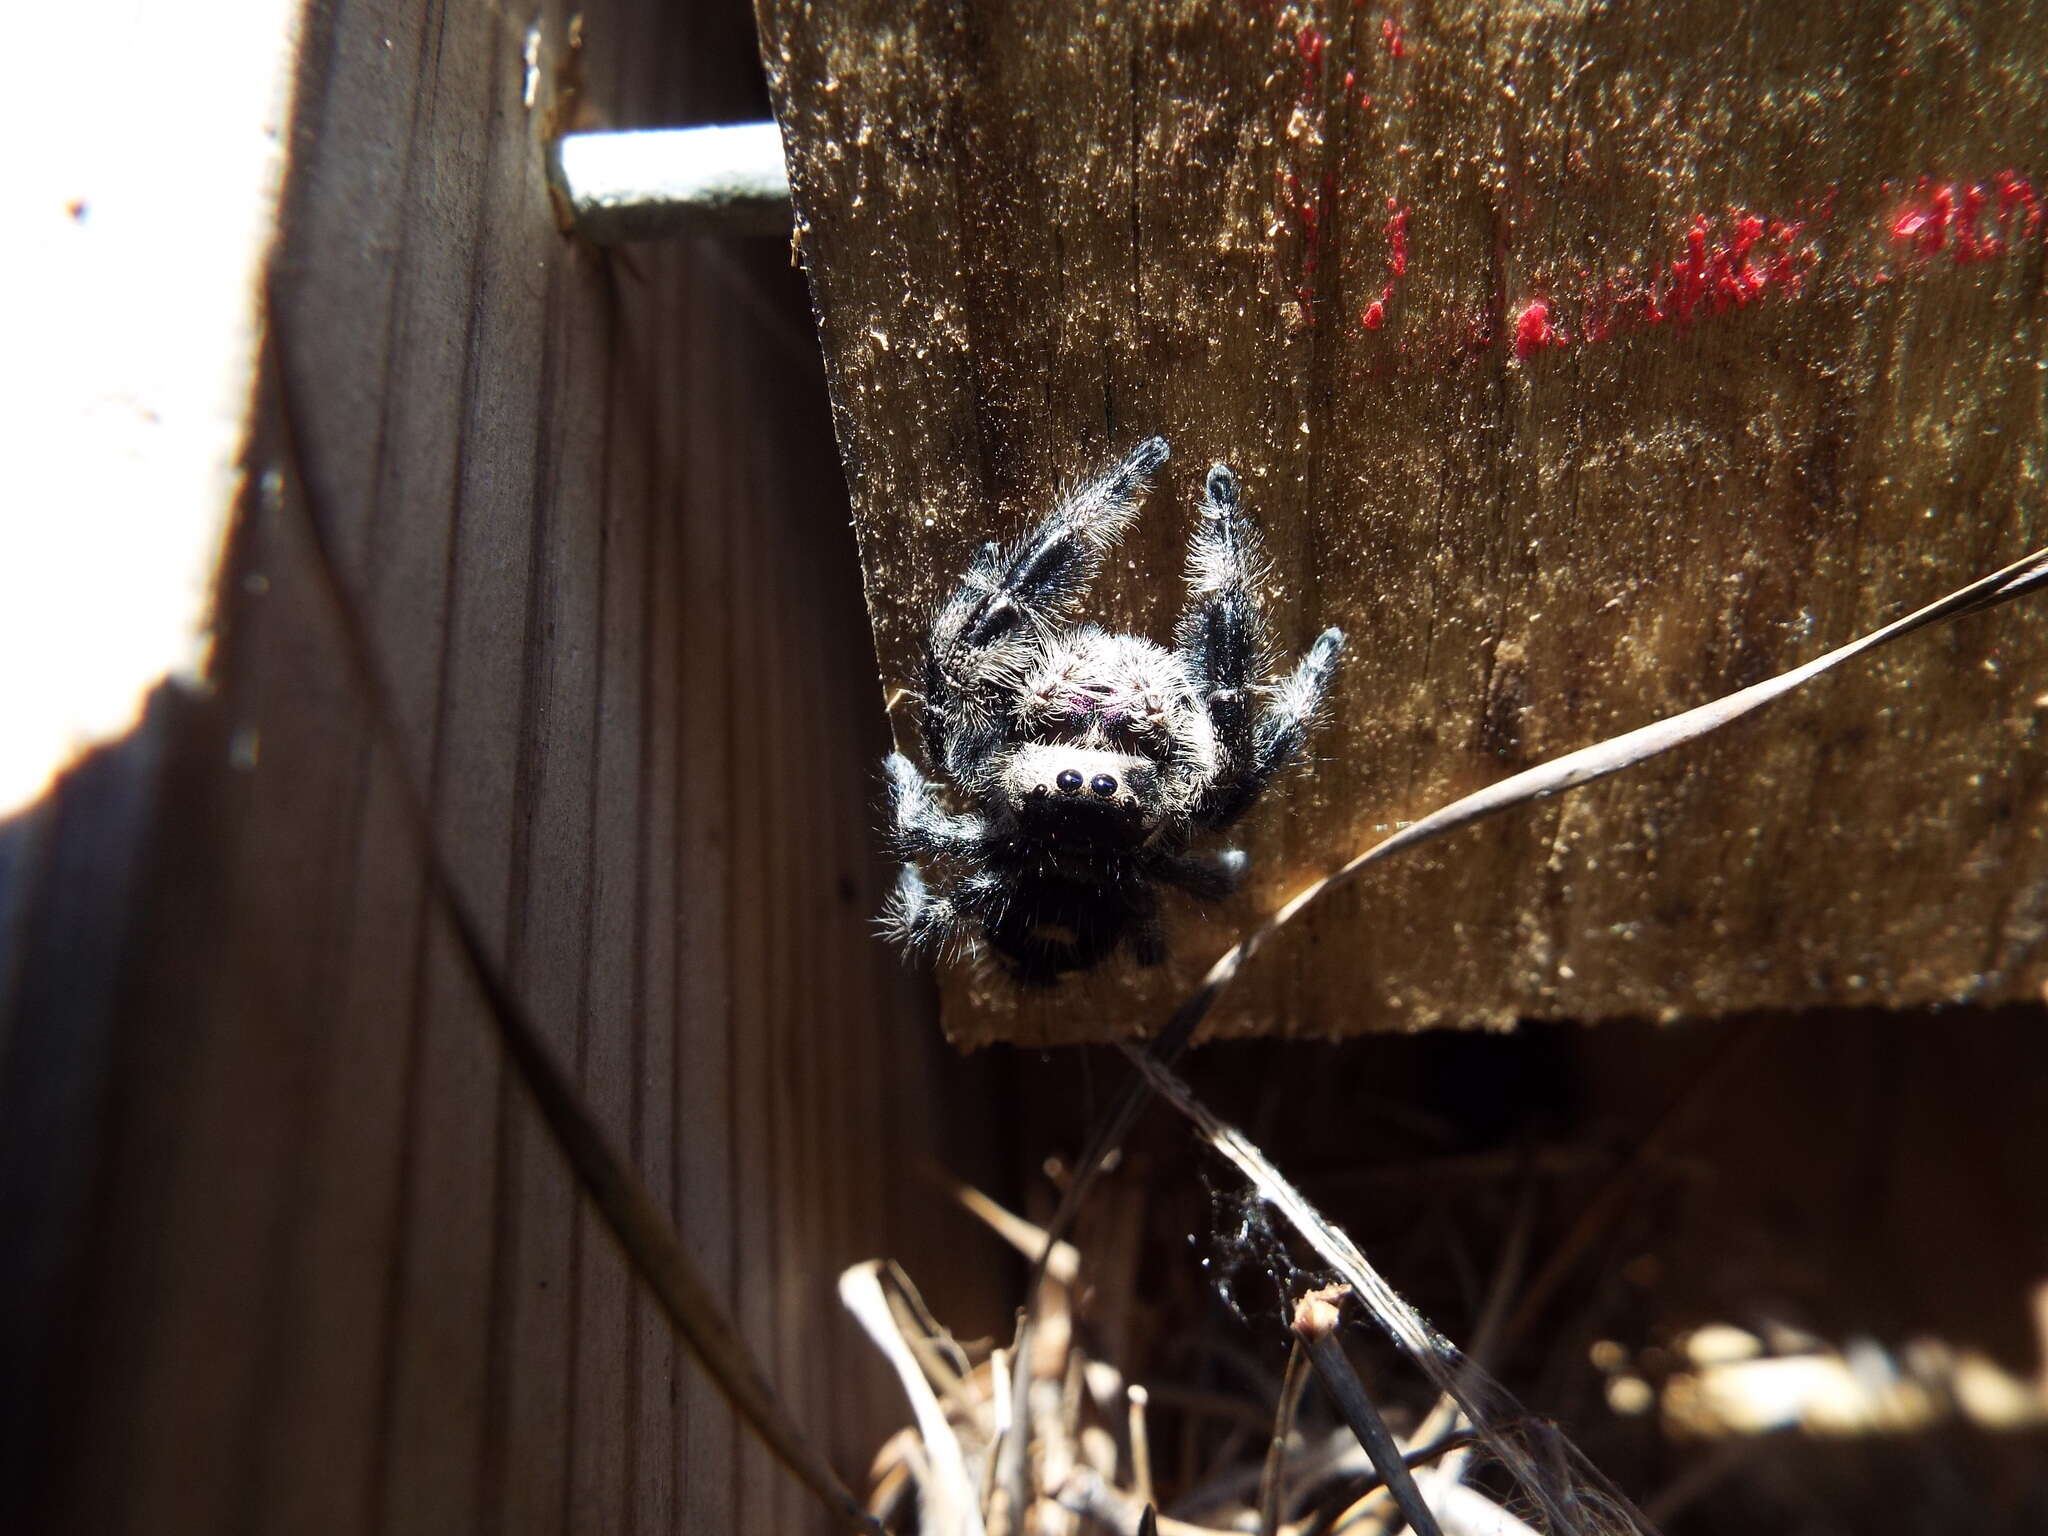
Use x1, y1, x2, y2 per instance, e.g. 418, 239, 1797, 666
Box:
757, 0, 2048, 1046
0, 1, 1003, 1533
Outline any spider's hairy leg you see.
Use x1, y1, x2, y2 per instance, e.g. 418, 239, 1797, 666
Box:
884, 862, 1006, 962
1173, 461, 1344, 828
1203, 625, 1344, 828
923, 438, 1170, 775
884, 751, 989, 860
881, 864, 962, 956
1174, 462, 1274, 764
940, 434, 1168, 651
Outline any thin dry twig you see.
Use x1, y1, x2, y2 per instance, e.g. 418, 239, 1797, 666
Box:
1300, 1432, 1483, 1536
1261, 1339, 1315, 1536
1130, 1384, 1157, 1511
1052, 1465, 1242, 1536
983, 1345, 1014, 1525
1294, 1287, 1446, 1536
1319, 1173, 1542, 1536
866, 1428, 929, 1528
953, 1178, 1082, 1285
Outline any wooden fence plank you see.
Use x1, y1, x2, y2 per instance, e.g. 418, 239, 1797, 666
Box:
757, 0, 2048, 1046
0, 2, 1006, 1533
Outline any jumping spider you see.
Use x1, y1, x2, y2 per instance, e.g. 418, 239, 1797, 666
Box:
883, 437, 1345, 984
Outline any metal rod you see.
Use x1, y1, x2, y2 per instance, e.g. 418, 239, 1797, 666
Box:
550, 122, 791, 243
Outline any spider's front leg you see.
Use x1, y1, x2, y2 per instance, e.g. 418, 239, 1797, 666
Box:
923, 436, 1170, 784
1176, 463, 1345, 829
1175, 462, 1271, 756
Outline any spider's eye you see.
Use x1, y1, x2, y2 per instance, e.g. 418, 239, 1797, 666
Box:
1055, 769, 1084, 794
1090, 773, 1118, 798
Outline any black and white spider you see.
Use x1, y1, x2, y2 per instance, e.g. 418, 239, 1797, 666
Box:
882, 437, 1345, 983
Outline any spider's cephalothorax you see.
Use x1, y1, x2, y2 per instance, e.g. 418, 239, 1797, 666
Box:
882, 437, 1345, 984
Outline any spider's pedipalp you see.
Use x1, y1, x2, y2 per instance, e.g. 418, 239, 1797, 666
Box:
881, 862, 1006, 963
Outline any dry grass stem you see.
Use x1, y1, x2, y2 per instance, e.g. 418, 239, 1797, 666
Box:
955, 1179, 1083, 1285
1125, 1044, 1654, 1535
1129, 1385, 1156, 1510
842, 1261, 988, 1536
1260, 1339, 1314, 1536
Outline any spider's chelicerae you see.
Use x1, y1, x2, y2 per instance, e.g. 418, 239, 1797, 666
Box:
883, 436, 1345, 983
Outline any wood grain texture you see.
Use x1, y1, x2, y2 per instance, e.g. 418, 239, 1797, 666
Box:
756, 0, 2048, 1046
0, 1, 1002, 1532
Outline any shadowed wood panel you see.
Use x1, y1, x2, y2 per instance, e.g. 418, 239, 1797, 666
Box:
0, 1, 1002, 1533
754, 0, 2048, 1046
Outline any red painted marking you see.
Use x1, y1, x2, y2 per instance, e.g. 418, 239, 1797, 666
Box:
1662, 214, 1779, 326
1542, 208, 1816, 353
1893, 184, 1953, 252
1997, 172, 2042, 241
1513, 299, 1562, 358
1309, 164, 2047, 365
1890, 174, 2043, 266
1957, 184, 1992, 259
1763, 218, 1807, 289
1359, 201, 1410, 333
1297, 23, 1326, 68
1296, 22, 1326, 94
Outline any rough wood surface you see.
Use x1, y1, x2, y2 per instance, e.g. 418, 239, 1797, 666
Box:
757, 0, 2048, 1046
0, 2, 1001, 1532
